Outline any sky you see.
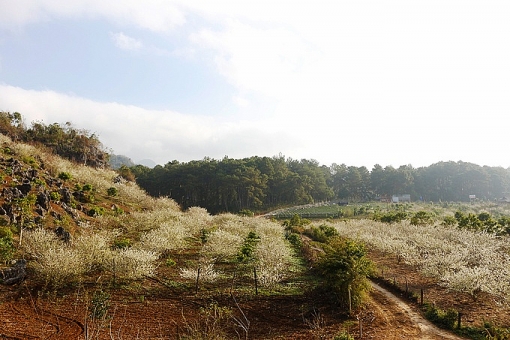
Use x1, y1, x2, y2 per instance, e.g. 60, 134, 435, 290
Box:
0, 1, 509, 169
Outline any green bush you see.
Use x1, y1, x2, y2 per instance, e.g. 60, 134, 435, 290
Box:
317, 237, 374, 310
82, 183, 93, 191
423, 303, 458, 330
373, 211, 408, 224
88, 206, 105, 217
58, 172, 72, 181
334, 332, 354, 340
89, 289, 110, 319
304, 224, 339, 243
50, 191, 61, 201
237, 231, 260, 263
285, 232, 302, 248
113, 238, 131, 249
0, 228, 14, 262
107, 187, 118, 197
238, 209, 254, 217
410, 211, 434, 226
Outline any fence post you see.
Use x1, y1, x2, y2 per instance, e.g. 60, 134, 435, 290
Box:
195, 267, 201, 294
253, 267, 258, 295
348, 285, 352, 315
420, 288, 424, 305
457, 312, 462, 329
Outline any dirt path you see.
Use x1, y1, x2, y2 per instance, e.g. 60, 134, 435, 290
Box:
368, 282, 466, 340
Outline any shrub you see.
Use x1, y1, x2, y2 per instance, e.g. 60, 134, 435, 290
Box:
88, 206, 105, 217
423, 304, 458, 330
373, 211, 408, 224
74, 231, 115, 271
442, 215, 457, 227
200, 229, 243, 261
50, 191, 61, 201
180, 258, 219, 283
410, 211, 434, 226
316, 237, 374, 310
237, 231, 260, 263
113, 238, 131, 249
254, 235, 292, 287
32, 246, 87, 288
304, 224, 339, 243
89, 289, 110, 319
137, 222, 188, 253
82, 183, 93, 191
109, 248, 158, 280
0, 227, 14, 263
238, 209, 254, 217
107, 187, 118, 197
58, 171, 72, 181
286, 232, 302, 248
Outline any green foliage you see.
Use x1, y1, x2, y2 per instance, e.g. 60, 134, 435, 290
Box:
238, 209, 254, 217
237, 231, 260, 263
423, 303, 458, 330
0, 227, 14, 262
58, 171, 72, 181
82, 183, 93, 191
165, 258, 176, 267
373, 211, 408, 224
199, 228, 211, 244
2, 147, 13, 155
107, 187, 118, 197
283, 214, 311, 228
410, 210, 434, 226
442, 215, 457, 227
304, 224, 339, 243
113, 238, 131, 249
50, 191, 61, 201
453, 211, 510, 234
87, 206, 105, 217
334, 332, 355, 340
285, 232, 302, 248
13, 194, 37, 227
482, 322, 510, 340
316, 237, 374, 310
89, 289, 110, 319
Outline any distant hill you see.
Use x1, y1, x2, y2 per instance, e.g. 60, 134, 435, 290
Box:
109, 154, 136, 169
137, 158, 157, 168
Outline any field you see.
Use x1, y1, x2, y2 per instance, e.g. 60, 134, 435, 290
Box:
0, 135, 509, 339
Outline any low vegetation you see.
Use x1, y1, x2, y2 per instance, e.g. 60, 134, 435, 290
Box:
1, 113, 509, 338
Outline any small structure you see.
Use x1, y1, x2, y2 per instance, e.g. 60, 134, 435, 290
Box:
392, 194, 411, 203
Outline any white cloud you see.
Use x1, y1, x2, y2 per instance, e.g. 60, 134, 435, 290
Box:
110, 32, 142, 50
0, 85, 297, 164
1, 1, 510, 168
0, 0, 186, 32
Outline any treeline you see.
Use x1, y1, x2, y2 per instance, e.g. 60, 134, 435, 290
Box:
130, 156, 510, 214
0, 112, 109, 168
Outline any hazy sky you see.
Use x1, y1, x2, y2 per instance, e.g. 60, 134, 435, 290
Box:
1, 1, 509, 168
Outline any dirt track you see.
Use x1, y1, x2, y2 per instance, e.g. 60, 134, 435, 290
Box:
366, 282, 466, 340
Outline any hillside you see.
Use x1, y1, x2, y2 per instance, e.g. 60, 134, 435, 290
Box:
0, 133, 346, 339
0, 132, 508, 339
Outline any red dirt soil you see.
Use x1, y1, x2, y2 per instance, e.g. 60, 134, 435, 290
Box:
1, 249, 508, 339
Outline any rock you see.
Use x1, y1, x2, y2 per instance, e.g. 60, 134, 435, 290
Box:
36, 191, 50, 211
0, 259, 27, 285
